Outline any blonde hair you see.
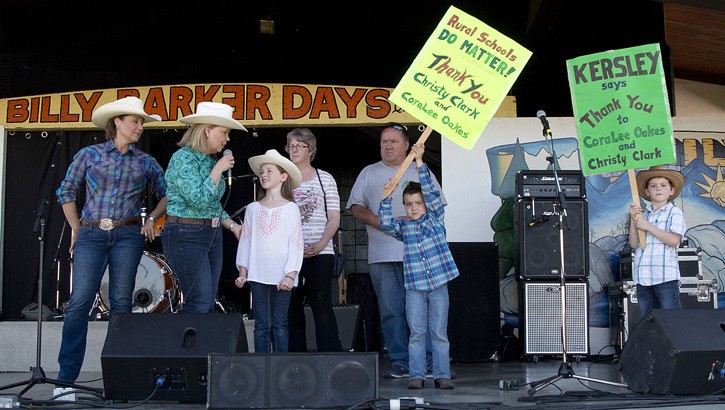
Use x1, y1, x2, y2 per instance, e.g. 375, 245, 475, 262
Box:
256, 164, 295, 202
177, 124, 214, 152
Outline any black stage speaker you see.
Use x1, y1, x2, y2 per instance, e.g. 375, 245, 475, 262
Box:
618, 309, 725, 395
207, 352, 378, 409
101, 313, 248, 402
521, 281, 589, 356
305, 304, 361, 351
515, 198, 589, 280
448, 242, 500, 362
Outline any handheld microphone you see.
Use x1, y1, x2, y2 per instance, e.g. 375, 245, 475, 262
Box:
223, 149, 233, 186
536, 110, 550, 128
529, 215, 549, 227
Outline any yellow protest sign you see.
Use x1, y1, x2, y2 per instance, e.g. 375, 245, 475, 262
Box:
389, 5, 531, 150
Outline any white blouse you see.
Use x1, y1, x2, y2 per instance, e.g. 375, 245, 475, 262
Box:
236, 201, 304, 286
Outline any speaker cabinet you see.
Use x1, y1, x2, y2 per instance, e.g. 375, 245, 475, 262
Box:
304, 304, 361, 351
521, 282, 589, 356
515, 198, 589, 280
447, 242, 501, 362
101, 313, 247, 402
207, 352, 378, 409
619, 309, 725, 395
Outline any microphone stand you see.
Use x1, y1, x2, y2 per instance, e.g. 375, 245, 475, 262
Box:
527, 116, 628, 395
0, 132, 102, 398
51, 220, 68, 317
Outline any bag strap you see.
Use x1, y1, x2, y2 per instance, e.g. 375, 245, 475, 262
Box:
316, 168, 329, 222
316, 169, 342, 252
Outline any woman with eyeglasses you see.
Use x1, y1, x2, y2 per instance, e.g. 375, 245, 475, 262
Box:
285, 128, 344, 352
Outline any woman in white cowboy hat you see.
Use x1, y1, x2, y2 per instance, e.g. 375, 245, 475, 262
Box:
629, 164, 686, 317
55, 96, 167, 382
162, 102, 246, 313
234, 149, 303, 353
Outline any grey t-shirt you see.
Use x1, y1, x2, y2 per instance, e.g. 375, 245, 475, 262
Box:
346, 160, 444, 264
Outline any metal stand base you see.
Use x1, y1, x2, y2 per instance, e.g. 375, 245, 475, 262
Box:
0, 366, 103, 399
528, 361, 628, 396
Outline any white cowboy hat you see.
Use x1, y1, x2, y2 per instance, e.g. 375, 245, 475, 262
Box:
91, 96, 162, 128
636, 165, 685, 201
179, 102, 247, 131
248, 149, 302, 189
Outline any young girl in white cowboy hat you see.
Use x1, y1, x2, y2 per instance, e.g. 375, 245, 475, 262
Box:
162, 102, 246, 314
56, 96, 167, 382
234, 149, 303, 353
629, 164, 686, 317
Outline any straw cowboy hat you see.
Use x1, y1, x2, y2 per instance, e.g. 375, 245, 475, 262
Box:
91, 96, 162, 128
248, 149, 302, 189
636, 165, 685, 201
179, 102, 247, 131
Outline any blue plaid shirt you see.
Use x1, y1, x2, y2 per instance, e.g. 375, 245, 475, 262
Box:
56, 140, 167, 220
379, 164, 459, 291
633, 202, 686, 286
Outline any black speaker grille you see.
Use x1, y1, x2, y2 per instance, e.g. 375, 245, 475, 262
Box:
207, 352, 378, 409
515, 198, 589, 280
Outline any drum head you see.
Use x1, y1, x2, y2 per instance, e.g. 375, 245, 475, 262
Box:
98, 251, 178, 313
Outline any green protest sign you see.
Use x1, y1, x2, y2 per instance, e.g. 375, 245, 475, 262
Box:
389, 5, 531, 150
567, 43, 675, 176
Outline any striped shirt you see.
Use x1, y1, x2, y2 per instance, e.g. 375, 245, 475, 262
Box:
293, 169, 339, 255
165, 147, 230, 220
632, 202, 686, 286
379, 163, 459, 291
56, 140, 166, 220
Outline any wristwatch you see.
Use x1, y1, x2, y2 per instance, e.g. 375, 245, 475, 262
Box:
147, 215, 156, 223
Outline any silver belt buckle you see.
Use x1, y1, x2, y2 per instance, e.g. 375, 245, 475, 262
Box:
99, 218, 115, 231
212, 218, 220, 228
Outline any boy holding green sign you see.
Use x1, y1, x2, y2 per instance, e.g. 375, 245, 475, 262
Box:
628, 165, 686, 316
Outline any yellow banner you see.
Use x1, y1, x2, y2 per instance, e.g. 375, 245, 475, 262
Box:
0, 83, 409, 130
389, 6, 531, 150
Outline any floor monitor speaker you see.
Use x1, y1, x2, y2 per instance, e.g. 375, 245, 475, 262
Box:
207, 352, 378, 408
101, 313, 247, 402
618, 309, 725, 395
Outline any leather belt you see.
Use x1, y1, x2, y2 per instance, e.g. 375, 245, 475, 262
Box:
80, 217, 142, 231
165, 215, 220, 227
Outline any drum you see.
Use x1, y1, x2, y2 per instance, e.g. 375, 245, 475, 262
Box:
98, 251, 180, 313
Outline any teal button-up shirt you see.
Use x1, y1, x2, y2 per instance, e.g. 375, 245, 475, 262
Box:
165, 147, 230, 220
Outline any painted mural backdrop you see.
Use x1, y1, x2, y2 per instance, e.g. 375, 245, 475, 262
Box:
488, 134, 725, 328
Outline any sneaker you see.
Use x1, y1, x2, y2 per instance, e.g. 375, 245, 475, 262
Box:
426, 367, 457, 379
383, 364, 408, 379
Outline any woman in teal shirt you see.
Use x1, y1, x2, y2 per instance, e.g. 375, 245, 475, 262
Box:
162, 102, 245, 312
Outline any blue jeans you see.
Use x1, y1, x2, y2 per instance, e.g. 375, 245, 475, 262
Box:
368, 262, 409, 367
288, 254, 342, 352
162, 223, 223, 313
407, 285, 451, 380
636, 280, 682, 316
251, 282, 292, 353
58, 225, 144, 382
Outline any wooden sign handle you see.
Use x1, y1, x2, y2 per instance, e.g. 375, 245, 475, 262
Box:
628, 168, 647, 250
381, 126, 433, 199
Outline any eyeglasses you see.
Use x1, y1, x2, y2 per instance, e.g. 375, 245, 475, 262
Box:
384, 122, 407, 132
287, 143, 309, 152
